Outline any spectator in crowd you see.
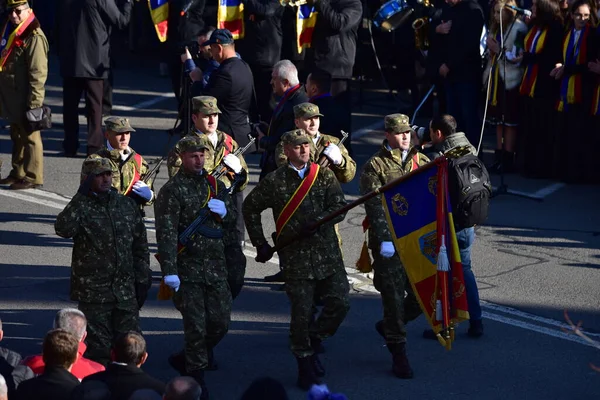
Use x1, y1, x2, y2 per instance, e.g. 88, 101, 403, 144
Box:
0, 318, 34, 397
307, 384, 348, 400
422, 114, 484, 338
588, 19, 600, 184
164, 376, 202, 400
518, 0, 563, 179
0, 0, 49, 190
483, 0, 528, 173
305, 0, 362, 155
239, 377, 288, 400
434, 0, 485, 147
84, 331, 165, 400
237, 0, 284, 122
257, 60, 308, 181
129, 388, 163, 400
71, 380, 112, 400
55, 0, 132, 156
550, 0, 597, 183
15, 329, 80, 400
0, 374, 6, 400
305, 69, 346, 141
195, 29, 255, 148
23, 308, 105, 379
184, 27, 218, 90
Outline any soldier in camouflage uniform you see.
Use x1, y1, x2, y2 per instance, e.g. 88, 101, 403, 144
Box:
167, 96, 248, 300
155, 136, 235, 399
85, 117, 155, 212
359, 114, 430, 379
0, 0, 48, 189
243, 130, 350, 390
275, 103, 356, 183
55, 158, 151, 366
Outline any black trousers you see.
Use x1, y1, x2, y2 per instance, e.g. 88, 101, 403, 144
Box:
103, 69, 113, 116
249, 63, 274, 122
331, 79, 352, 155
62, 77, 104, 155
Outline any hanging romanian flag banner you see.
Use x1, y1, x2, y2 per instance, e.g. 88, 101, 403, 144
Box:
218, 0, 245, 40
148, 0, 169, 43
297, 4, 317, 54
382, 158, 469, 350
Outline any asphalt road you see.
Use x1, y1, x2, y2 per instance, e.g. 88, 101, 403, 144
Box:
0, 54, 599, 399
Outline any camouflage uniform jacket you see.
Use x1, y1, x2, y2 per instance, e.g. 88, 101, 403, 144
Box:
242, 162, 347, 280
0, 18, 48, 124
424, 132, 477, 159
86, 147, 154, 205
55, 190, 150, 303
359, 141, 430, 249
167, 130, 249, 191
274, 133, 356, 183
154, 169, 236, 284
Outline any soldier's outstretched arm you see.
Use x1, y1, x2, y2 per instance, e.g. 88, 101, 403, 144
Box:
154, 186, 181, 277
242, 178, 273, 247
315, 170, 347, 227
55, 193, 85, 238
359, 166, 392, 244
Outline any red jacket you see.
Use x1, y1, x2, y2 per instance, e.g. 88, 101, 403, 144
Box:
23, 342, 105, 379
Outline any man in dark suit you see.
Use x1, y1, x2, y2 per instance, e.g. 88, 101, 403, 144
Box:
257, 59, 308, 180
16, 329, 80, 400
83, 331, 165, 400
192, 29, 255, 148
305, 69, 346, 141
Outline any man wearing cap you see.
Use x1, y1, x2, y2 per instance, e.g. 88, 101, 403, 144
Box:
0, 0, 48, 190
192, 28, 254, 148
359, 113, 430, 379
55, 157, 151, 366
243, 130, 349, 390
155, 136, 234, 399
85, 117, 154, 212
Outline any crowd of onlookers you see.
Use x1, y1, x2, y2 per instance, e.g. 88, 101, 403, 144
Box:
0, 310, 349, 400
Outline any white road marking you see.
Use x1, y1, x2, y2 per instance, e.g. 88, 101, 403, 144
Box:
0, 189, 66, 210
533, 182, 566, 198
27, 188, 71, 202
352, 120, 384, 140
112, 92, 175, 112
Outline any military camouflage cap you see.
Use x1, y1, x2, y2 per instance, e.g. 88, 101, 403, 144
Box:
384, 113, 413, 133
7, 0, 28, 8
82, 158, 113, 176
294, 102, 324, 119
178, 136, 210, 153
105, 116, 136, 133
192, 96, 222, 115
281, 129, 311, 146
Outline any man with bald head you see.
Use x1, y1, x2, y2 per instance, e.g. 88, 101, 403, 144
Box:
164, 376, 202, 400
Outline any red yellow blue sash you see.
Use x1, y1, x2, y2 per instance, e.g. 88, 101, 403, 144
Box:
148, 0, 168, 43
297, 4, 317, 54
268, 84, 301, 136
519, 26, 548, 98
276, 163, 320, 239
218, 0, 244, 39
0, 11, 36, 71
557, 26, 590, 111
591, 85, 600, 116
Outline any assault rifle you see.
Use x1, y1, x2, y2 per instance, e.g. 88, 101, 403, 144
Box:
140, 156, 166, 184
317, 130, 349, 169
211, 135, 256, 181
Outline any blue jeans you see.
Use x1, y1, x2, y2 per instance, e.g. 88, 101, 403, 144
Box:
456, 227, 482, 322
445, 81, 482, 148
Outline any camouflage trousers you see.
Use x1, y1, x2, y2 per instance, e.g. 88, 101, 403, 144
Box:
372, 251, 422, 347
285, 270, 350, 358
173, 281, 232, 372
224, 232, 246, 300
78, 298, 140, 366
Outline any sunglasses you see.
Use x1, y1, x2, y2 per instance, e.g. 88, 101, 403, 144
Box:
10, 7, 30, 16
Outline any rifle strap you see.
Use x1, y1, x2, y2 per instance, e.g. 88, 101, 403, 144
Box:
275, 163, 320, 240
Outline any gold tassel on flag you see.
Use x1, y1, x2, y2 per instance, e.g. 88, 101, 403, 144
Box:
157, 279, 174, 300
356, 238, 373, 273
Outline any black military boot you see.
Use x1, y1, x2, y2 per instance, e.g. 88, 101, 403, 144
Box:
310, 338, 326, 377
206, 347, 219, 371
264, 270, 285, 282
188, 370, 209, 400
390, 343, 414, 379
296, 356, 322, 390
168, 350, 186, 376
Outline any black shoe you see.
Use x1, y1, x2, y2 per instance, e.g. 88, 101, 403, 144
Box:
375, 320, 385, 339
10, 180, 42, 190
310, 353, 326, 377
0, 176, 19, 185
296, 356, 321, 391
264, 270, 285, 283
206, 348, 218, 371
467, 320, 484, 338
310, 336, 325, 355
390, 344, 414, 379
168, 350, 187, 376
422, 329, 437, 340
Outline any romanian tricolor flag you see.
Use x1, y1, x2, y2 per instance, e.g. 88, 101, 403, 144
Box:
557, 26, 590, 112
591, 84, 600, 116
148, 0, 169, 43
297, 4, 317, 54
218, 0, 244, 40
519, 26, 548, 98
382, 158, 469, 350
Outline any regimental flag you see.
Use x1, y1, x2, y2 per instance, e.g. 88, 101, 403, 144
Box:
148, 0, 169, 43
218, 0, 244, 40
382, 158, 469, 350
297, 4, 317, 54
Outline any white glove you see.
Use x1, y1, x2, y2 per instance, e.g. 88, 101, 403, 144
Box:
208, 198, 227, 218
164, 275, 180, 292
223, 154, 243, 174
132, 181, 153, 201
380, 241, 395, 258
323, 143, 343, 165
